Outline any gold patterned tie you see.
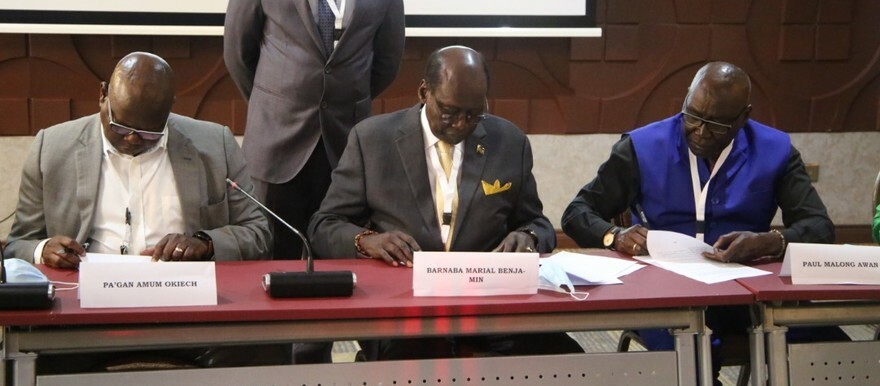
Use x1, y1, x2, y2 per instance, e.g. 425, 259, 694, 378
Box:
435, 141, 457, 250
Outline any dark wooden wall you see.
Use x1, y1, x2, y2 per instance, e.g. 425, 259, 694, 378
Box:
1, 0, 878, 136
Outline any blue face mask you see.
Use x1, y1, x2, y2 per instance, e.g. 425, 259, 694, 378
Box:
4, 259, 49, 283
538, 261, 589, 301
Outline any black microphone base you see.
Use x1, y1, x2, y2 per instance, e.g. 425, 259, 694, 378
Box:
0, 283, 55, 310
264, 271, 355, 298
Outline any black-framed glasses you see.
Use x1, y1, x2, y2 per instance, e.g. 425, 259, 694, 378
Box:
435, 97, 488, 126
680, 109, 744, 135
107, 98, 166, 141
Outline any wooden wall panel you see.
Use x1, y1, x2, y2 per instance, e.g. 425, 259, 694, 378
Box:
0, 0, 877, 136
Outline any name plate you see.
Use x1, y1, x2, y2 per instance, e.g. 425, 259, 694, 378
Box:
79, 262, 217, 308
413, 251, 538, 297
780, 243, 880, 285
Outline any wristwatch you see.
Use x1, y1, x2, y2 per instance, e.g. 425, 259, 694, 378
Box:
192, 231, 214, 260
518, 228, 539, 246
603, 226, 621, 251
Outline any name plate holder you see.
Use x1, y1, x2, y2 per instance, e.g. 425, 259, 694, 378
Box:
780, 243, 880, 285
79, 262, 217, 308
413, 251, 538, 297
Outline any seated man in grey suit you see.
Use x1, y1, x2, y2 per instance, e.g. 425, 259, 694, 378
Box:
309, 45, 582, 359
6, 51, 285, 371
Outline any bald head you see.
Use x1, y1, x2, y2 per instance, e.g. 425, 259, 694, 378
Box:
101, 52, 175, 156
108, 52, 176, 118
687, 62, 751, 109
424, 45, 490, 93
681, 62, 754, 161
418, 46, 490, 144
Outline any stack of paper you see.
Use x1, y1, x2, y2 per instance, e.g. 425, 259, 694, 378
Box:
638, 230, 771, 284
543, 251, 644, 285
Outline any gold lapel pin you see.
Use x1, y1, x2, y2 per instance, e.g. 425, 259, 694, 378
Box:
476, 144, 485, 155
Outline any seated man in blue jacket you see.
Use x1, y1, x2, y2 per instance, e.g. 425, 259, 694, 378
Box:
562, 61, 846, 385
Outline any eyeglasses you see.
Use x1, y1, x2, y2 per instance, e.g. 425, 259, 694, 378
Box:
106, 98, 166, 141
434, 97, 488, 126
680, 109, 744, 135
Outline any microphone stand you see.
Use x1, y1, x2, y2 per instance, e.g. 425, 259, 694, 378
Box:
226, 179, 355, 298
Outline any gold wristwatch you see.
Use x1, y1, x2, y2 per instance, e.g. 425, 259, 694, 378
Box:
603, 226, 621, 251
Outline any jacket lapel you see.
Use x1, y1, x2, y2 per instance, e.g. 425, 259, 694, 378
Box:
296, 0, 327, 60
75, 116, 104, 237
395, 106, 442, 248
166, 117, 202, 234
450, 123, 488, 249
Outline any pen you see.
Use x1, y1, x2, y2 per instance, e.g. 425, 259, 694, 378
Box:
635, 203, 650, 229
121, 207, 131, 255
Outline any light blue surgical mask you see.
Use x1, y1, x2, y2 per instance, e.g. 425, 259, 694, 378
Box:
4, 259, 49, 283
538, 261, 589, 301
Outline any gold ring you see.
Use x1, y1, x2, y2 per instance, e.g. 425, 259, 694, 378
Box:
525, 246, 535, 252
633, 243, 640, 253
174, 246, 184, 254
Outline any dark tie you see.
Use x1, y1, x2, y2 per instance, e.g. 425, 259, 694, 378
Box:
317, 0, 335, 56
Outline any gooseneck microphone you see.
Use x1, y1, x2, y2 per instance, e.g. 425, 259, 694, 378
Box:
0, 241, 55, 310
226, 179, 355, 298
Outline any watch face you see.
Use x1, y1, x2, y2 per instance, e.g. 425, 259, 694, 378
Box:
603, 231, 615, 247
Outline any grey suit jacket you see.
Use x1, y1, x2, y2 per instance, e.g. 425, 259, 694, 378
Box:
223, 0, 405, 183
308, 105, 555, 257
5, 114, 272, 262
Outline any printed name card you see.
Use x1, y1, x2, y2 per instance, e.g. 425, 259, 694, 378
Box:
780, 243, 880, 285
79, 262, 217, 308
413, 251, 538, 297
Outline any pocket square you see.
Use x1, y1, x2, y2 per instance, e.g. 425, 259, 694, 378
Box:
481, 180, 512, 196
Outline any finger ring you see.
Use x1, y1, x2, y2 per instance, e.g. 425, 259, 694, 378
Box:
525, 246, 535, 252
633, 243, 641, 253
174, 246, 184, 254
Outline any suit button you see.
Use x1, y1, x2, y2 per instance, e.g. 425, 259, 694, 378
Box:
321, 101, 328, 109
324, 68, 331, 74
711, 198, 720, 205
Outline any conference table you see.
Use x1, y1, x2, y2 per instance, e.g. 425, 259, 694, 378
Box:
0, 252, 754, 386
738, 262, 880, 386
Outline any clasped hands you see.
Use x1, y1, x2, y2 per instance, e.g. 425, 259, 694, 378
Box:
42, 233, 213, 269
615, 225, 783, 263
357, 230, 537, 267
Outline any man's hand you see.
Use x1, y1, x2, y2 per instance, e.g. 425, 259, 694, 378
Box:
143, 233, 212, 262
703, 231, 782, 263
42, 236, 86, 269
615, 225, 648, 256
358, 231, 420, 267
492, 230, 536, 253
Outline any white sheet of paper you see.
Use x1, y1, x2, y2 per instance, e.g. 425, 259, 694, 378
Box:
81, 253, 153, 263
781, 243, 880, 285
543, 251, 643, 285
413, 251, 538, 296
642, 230, 771, 284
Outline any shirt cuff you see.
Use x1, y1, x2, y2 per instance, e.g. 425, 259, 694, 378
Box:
33, 238, 50, 264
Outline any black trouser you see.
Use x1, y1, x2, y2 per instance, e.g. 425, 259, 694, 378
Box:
254, 140, 332, 260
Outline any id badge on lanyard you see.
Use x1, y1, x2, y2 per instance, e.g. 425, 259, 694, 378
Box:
325, 0, 346, 47
688, 140, 734, 242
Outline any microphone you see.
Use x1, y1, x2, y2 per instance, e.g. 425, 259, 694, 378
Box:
226, 179, 355, 298
0, 241, 55, 310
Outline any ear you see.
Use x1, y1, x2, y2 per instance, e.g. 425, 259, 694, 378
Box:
417, 79, 428, 104
740, 104, 753, 124
99, 81, 108, 103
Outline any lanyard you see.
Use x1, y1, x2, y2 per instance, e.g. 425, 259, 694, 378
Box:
429, 142, 462, 241
688, 139, 734, 242
324, 0, 346, 31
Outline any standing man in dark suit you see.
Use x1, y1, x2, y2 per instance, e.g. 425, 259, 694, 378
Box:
309, 46, 582, 359
223, 0, 405, 260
